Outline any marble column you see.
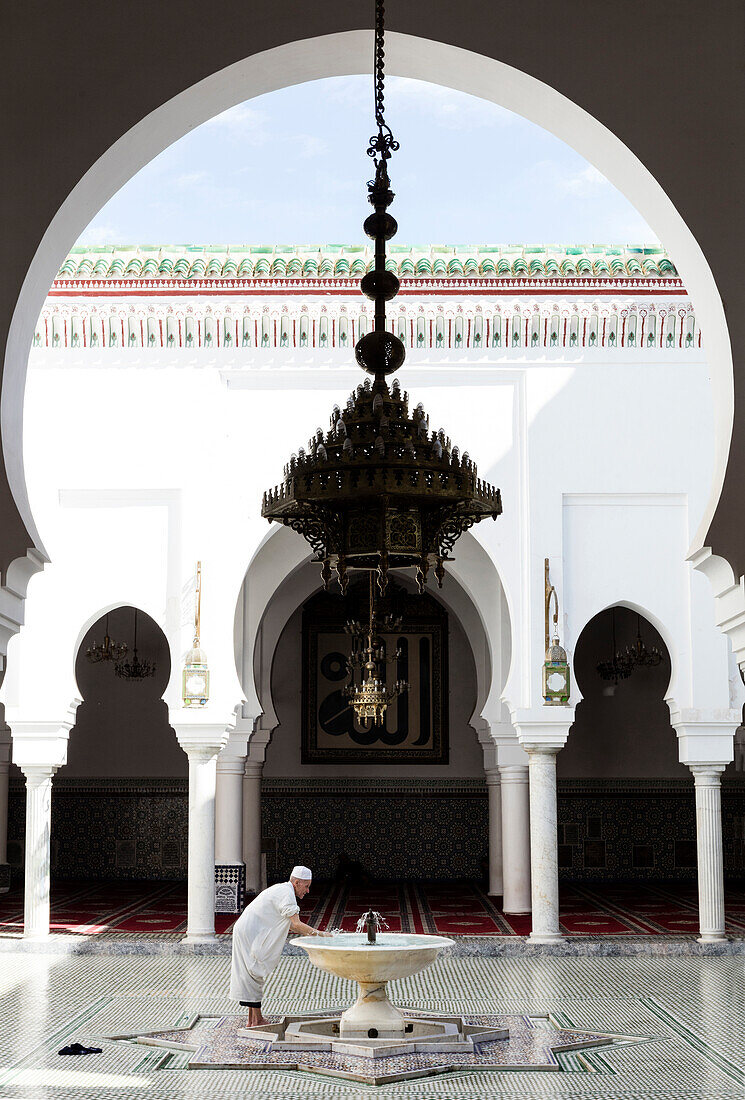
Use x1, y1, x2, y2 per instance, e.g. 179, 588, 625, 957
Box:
243, 762, 263, 896
21, 765, 57, 939
525, 747, 563, 943
215, 751, 246, 913
690, 765, 726, 942
183, 745, 221, 943
485, 768, 503, 896
499, 765, 531, 913
173, 716, 231, 943
215, 755, 245, 863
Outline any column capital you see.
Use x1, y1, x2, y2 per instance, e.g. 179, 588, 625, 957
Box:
8, 707, 78, 769
244, 761, 264, 780
171, 708, 236, 757
485, 768, 501, 786
498, 763, 529, 784
689, 764, 727, 783
216, 753, 246, 775
19, 764, 58, 786
509, 706, 574, 753
670, 713, 738, 767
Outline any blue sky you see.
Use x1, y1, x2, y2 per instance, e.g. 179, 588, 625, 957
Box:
77, 76, 657, 248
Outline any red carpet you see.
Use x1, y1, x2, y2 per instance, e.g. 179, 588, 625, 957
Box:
0, 879, 743, 936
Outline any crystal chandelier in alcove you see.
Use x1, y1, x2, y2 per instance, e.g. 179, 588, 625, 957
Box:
115, 608, 156, 681
261, 0, 502, 598
85, 612, 128, 664
596, 607, 662, 685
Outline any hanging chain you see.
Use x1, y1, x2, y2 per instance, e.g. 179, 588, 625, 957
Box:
366, 0, 399, 168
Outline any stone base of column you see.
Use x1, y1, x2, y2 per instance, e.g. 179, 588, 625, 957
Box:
215, 862, 245, 914
0, 864, 9, 894
182, 930, 218, 944
528, 931, 565, 944
697, 931, 727, 944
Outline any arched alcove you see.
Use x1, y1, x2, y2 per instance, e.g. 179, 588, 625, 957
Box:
561, 606, 682, 780
67, 606, 177, 777
251, 564, 494, 883
52, 605, 184, 882
557, 605, 697, 884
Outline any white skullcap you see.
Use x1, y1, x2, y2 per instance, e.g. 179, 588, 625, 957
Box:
291, 865, 312, 880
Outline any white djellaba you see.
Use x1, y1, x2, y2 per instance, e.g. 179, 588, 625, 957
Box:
229, 868, 311, 1002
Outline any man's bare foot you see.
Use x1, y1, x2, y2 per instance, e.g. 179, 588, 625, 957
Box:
247, 1010, 269, 1028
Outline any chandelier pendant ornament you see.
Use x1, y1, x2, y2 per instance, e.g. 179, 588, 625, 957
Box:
85, 613, 128, 665
261, 0, 502, 594
343, 572, 408, 728
115, 608, 156, 682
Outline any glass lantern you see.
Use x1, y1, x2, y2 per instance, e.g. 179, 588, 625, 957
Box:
182, 642, 210, 707
542, 635, 570, 706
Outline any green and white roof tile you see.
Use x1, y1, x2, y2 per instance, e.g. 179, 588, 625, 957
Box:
55, 244, 679, 284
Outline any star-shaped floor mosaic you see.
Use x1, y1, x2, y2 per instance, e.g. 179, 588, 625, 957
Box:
106, 1010, 653, 1085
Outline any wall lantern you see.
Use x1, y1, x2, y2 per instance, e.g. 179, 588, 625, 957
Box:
542, 559, 570, 705
182, 562, 210, 707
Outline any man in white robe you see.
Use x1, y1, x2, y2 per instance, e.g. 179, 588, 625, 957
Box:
229, 865, 329, 1026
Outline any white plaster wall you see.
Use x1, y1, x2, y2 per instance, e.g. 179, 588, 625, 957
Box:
4, 344, 727, 761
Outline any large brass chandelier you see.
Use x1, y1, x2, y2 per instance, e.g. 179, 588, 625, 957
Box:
262, 0, 502, 594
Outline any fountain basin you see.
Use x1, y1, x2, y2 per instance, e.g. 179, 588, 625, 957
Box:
291, 932, 453, 1035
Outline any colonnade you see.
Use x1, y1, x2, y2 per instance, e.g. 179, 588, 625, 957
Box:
2, 706, 738, 944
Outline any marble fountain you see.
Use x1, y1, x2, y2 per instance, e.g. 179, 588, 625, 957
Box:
121, 913, 635, 1085
233, 912, 516, 1075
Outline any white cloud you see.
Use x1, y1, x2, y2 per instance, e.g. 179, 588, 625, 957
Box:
204, 103, 269, 145
558, 164, 609, 196
74, 223, 120, 247
296, 135, 329, 159
387, 77, 514, 130
174, 170, 211, 188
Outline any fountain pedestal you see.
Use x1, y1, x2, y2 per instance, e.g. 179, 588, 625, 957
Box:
340, 980, 406, 1036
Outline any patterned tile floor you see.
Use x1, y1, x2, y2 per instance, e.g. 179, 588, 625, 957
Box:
0, 952, 742, 1098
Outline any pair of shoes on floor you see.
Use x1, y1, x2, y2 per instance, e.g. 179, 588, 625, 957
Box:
58, 1042, 102, 1056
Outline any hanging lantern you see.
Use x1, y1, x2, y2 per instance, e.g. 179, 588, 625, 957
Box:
542, 560, 570, 705
543, 635, 570, 705
182, 562, 210, 707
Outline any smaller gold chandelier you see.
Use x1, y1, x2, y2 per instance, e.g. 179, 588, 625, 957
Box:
85, 613, 128, 664
343, 573, 408, 728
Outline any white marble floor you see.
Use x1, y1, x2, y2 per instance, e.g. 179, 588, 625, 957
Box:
0, 953, 742, 1098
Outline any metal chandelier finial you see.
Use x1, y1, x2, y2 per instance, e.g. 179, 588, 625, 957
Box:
366, 0, 400, 173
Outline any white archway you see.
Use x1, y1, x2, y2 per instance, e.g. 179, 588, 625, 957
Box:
4, 31, 732, 575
